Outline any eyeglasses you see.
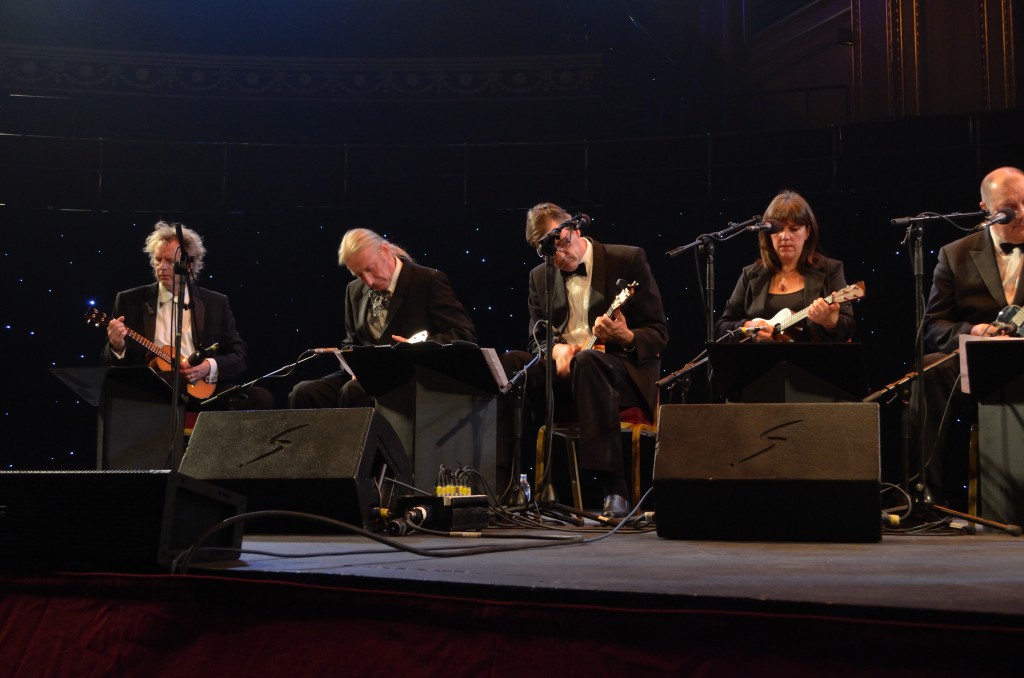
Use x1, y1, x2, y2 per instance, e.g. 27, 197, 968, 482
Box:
553, 228, 574, 250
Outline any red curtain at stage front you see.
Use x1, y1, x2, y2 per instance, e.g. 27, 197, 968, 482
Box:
0, 573, 1018, 676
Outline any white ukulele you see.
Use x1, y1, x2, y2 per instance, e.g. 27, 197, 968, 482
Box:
744, 281, 865, 341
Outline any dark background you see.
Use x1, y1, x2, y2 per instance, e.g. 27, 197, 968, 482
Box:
1, 1, 1022, 486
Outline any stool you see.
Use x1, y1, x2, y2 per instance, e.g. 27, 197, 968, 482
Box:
534, 406, 656, 512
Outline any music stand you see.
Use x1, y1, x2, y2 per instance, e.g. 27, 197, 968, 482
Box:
51, 366, 185, 470
341, 343, 508, 491
51, 366, 107, 408
965, 339, 1024, 526
707, 342, 869, 403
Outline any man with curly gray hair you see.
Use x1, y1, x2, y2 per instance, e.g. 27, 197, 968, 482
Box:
102, 220, 271, 410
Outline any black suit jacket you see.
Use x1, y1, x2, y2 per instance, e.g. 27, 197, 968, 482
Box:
715, 257, 856, 342
924, 229, 1024, 353
342, 258, 477, 346
100, 283, 248, 383
526, 239, 669, 414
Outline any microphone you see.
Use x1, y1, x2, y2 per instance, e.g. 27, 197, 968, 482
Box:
746, 219, 782, 234
186, 342, 219, 366
706, 214, 763, 241
174, 222, 192, 273
560, 213, 591, 230
976, 208, 1016, 230
537, 213, 590, 257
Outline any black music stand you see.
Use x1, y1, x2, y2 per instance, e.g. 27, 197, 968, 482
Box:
965, 339, 1024, 526
341, 343, 508, 491
708, 342, 869, 403
51, 366, 184, 470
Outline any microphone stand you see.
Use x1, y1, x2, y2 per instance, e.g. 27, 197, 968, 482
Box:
521, 226, 585, 524
886, 211, 982, 502
655, 353, 707, 402
909, 220, 927, 504
538, 248, 559, 505
165, 247, 191, 469
666, 215, 762, 393
890, 211, 986, 227
498, 351, 541, 506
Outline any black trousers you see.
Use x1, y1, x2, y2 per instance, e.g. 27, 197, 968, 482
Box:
288, 370, 374, 409
500, 348, 646, 480
910, 352, 976, 509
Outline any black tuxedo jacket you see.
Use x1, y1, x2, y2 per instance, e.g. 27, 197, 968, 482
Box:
342, 258, 477, 346
715, 256, 856, 342
526, 239, 669, 414
924, 229, 1024, 353
100, 283, 248, 383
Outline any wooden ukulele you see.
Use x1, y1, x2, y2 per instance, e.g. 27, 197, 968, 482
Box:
583, 281, 639, 351
85, 308, 215, 399
747, 281, 865, 341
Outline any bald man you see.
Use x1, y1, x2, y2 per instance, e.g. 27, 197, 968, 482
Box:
916, 166, 1024, 507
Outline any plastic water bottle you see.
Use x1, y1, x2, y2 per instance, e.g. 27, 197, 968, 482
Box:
519, 473, 532, 503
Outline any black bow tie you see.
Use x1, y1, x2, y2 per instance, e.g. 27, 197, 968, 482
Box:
561, 263, 587, 278
1000, 242, 1024, 255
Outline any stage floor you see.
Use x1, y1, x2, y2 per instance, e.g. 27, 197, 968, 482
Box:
5, 522, 1023, 676
193, 525, 1024, 624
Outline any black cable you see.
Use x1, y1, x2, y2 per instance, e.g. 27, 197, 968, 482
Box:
382, 476, 432, 496
171, 509, 585, 574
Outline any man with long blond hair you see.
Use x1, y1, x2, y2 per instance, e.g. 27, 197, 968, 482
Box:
289, 228, 476, 408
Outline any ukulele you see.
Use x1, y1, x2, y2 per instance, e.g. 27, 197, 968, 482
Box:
746, 281, 865, 341
990, 304, 1024, 336
84, 308, 215, 399
583, 281, 639, 351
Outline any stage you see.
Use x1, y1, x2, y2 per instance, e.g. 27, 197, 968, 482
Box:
2, 524, 1022, 676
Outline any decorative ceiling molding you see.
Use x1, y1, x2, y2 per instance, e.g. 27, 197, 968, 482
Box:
0, 43, 602, 101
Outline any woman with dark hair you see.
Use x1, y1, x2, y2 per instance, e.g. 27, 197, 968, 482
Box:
715, 190, 856, 342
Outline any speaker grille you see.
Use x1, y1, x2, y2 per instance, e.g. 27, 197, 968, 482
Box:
180, 408, 410, 533
654, 403, 881, 542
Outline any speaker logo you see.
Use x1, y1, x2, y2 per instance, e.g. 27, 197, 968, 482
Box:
733, 419, 803, 466
237, 424, 310, 468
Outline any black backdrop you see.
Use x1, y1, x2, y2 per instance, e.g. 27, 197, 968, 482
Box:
4, 108, 1024, 486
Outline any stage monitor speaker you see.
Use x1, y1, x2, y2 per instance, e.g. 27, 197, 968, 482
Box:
654, 403, 881, 542
0, 470, 245, 572
179, 408, 411, 534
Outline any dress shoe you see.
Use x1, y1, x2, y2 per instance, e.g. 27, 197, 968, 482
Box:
601, 493, 630, 519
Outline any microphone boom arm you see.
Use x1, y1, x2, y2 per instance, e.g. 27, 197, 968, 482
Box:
201, 351, 322, 406
666, 215, 766, 258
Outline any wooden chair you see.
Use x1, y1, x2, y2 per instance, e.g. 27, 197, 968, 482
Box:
534, 405, 657, 512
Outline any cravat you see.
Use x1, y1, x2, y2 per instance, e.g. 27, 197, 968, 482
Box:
561, 262, 587, 278
999, 242, 1024, 255
369, 289, 391, 320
